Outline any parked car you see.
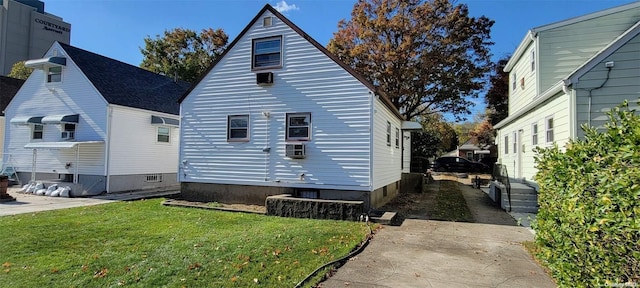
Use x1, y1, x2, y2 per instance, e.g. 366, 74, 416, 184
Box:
432, 156, 489, 173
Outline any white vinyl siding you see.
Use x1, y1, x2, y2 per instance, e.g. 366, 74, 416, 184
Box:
538, 7, 640, 89
497, 92, 570, 181
180, 10, 375, 190
108, 106, 179, 175
4, 43, 108, 176
372, 100, 402, 190
574, 33, 640, 138
508, 43, 538, 115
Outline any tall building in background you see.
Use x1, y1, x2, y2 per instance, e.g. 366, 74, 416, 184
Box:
0, 0, 70, 75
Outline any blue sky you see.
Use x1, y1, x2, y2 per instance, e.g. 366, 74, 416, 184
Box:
45, 0, 637, 121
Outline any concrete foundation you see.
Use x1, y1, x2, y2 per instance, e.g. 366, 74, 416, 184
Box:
108, 173, 178, 192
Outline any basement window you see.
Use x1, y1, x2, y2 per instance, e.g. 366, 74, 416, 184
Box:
145, 173, 163, 183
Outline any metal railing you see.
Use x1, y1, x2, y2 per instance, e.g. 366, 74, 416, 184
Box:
492, 163, 511, 212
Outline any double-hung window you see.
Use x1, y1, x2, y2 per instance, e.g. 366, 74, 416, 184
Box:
252, 36, 282, 69
512, 131, 517, 153
32, 124, 43, 140
504, 135, 508, 154
511, 72, 517, 91
546, 117, 554, 143
62, 123, 76, 140
228, 115, 249, 141
47, 66, 62, 83
157, 127, 170, 143
286, 113, 310, 141
531, 123, 538, 145
395, 128, 400, 148
386, 121, 391, 146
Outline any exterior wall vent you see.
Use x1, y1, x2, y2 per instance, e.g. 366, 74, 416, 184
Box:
285, 143, 306, 159
256, 72, 273, 85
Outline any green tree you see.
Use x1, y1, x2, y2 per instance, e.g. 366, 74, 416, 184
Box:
7, 61, 34, 80
485, 56, 510, 125
140, 28, 228, 83
328, 0, 494, 120
412, 113, 458, 167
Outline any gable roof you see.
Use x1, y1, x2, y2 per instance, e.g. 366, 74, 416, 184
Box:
505, 1, 640, 72
178, 4, 403, 120
58, 42, 190, 115
0, 75, 25, 116
564, 20, 640, 86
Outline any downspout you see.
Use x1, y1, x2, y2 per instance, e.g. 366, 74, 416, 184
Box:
562, 83, 576, 138
104, 106, 113, 193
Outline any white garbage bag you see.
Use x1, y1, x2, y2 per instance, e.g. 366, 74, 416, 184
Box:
20, 183, 32, 193
45, 184, 58, 196
50, 188, 61, 197
60, 186, 71, 198
35, 188, 47, 196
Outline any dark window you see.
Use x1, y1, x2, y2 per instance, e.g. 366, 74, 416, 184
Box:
157, 127, 170, 143
286, 113, 310, 141
228, 115, 249, 141
253, 36, 282, 69
32, 124, 43, 140
48, 66, 62, 82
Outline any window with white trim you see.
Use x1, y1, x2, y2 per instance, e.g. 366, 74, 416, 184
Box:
62, 123, 75, 140
395, 128, 400, 148
32, 124, 43, 140
546, 117, 554, 143
286, 113, 310, 141
157, 127, 170, 143
386, 121, 391, 146
512, 72, 517, 91
227, 115, 249, 141
47, 66, 62, 83
530, 50, 536, 71
512, 131, 517, 153
252, 36, 282, 69
504, 135, 508, 154
532, 123, 538, 145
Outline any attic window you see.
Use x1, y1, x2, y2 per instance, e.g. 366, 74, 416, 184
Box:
263, 16, 272, 27
48, 66, 62, 82
252, 36, 282, 70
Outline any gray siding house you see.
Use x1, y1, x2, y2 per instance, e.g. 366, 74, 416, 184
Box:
4, 42, 189, 196
178, 4, 419, 209
493, 2, 640, 212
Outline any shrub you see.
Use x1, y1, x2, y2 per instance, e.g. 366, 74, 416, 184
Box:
533, 101, 640, 287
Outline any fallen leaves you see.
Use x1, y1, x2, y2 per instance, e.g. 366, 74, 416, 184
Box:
93, 268, 108, 278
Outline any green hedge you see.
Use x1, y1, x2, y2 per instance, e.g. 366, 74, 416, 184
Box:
533, 101, 640, 287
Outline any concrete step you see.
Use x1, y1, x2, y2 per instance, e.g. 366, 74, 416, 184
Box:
508, 205, 539, 214
370, 211, 397, 225
509, 193, 538, 202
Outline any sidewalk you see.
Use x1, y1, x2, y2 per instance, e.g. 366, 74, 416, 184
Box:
0, 187, 178, 217
321, 181, 556, 288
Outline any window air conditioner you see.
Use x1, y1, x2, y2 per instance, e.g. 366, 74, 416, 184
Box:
285, 143, 306, 159
61, 131, 75, 139
256, 72, 273, 85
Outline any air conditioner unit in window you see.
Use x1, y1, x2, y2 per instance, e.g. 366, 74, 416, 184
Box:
61, 131, 74, 140
256, 72, 273, 85
285, 143, 306, 159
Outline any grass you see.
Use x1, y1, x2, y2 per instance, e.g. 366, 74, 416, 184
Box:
0, 198, 371, 287
430, 180, 474, 222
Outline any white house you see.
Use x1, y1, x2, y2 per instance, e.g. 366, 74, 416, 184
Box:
495, 2, 640, 189
3, 42, 189, 196
178, 4, 419, 209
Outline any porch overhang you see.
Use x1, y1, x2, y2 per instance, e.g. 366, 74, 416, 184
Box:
41, 114, 79, 124
24, 56, 67, 70
10, 116, 43, 125
24, 141, 103, 150
401, 121, 422, 131
151, 115, 179, 127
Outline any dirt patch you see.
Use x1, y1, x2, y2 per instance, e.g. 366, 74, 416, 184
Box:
163, 199, 266, 214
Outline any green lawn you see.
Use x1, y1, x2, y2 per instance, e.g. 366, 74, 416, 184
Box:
0, 199, 371, 287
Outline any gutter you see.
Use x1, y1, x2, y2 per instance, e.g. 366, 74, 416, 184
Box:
494, 81, 564, 129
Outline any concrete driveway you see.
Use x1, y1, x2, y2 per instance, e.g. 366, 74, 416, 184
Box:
321, 181, 556, 288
